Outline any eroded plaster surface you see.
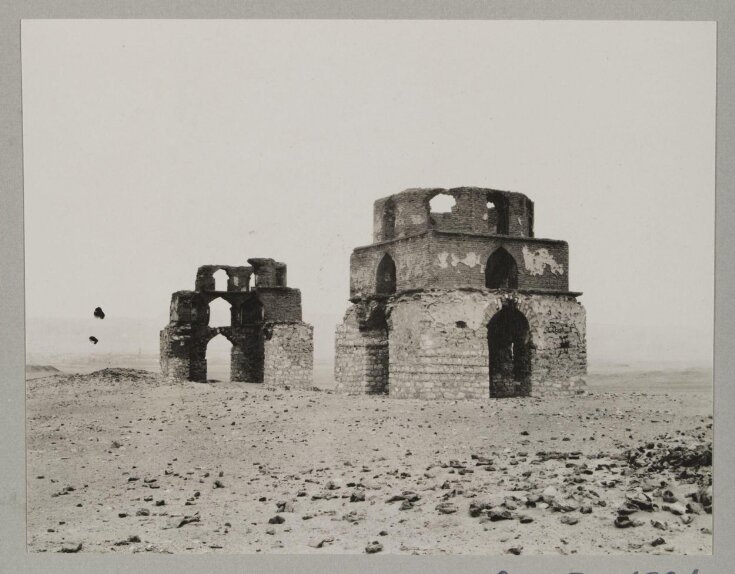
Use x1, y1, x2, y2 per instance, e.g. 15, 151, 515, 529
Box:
436, 251, 483, 270
522, 245, 564, 276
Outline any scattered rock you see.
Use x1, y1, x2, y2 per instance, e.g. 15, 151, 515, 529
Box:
626, 491, 654, 511
488, 510, 513, 522
308, 537, 334, 549
614, 515, 642, 528
436, 502, 458, 514
176, 514, 200, 528
667, 502, 687, 516
276, 501, 294, 512
542, 486, 558, 500
469, 502, 490, 517
365, 541, 383, 554
507, 546, 523, 555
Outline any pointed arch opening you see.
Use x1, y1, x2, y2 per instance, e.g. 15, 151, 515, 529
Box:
485, 248, 518, 289
213, 268, 229, 291
376, 253, 397, 295
208, 297, 232, 327
487, 305, 532, 397
206, 333, 231, 383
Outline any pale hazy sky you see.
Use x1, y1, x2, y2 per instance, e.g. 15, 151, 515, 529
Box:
22, 20, 715, 364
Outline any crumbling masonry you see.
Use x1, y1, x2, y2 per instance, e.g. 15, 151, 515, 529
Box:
335, 187, 587, 399
160, 258, 313, 387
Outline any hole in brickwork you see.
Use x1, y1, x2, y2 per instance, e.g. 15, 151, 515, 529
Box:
429, 193, 456, 213
376, 253, 397, 295
486, 193, 509, 234
485, 248, 518, 289
487, 200, 499, 233
208, 297, 232, 328
456, 321, 467, 328
213, 268, 228, 291
206, 333, 231, 383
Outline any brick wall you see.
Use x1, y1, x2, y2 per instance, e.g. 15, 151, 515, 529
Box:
350, 232, 570, 296
256, 288, 303, 322
160, 327, 192, 380
350, 235, 434, 298
195, 265, 252, 292
334, 289, 587, 399
334, 306, 389, 394
386, 291, 491, 399
160, 324, 217, 382
371, 187, 534, 242
428, 233, 569, 291
263, 322, 314, 388
229, 327, 264, 383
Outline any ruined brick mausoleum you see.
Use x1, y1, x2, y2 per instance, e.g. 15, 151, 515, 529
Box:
160, 258, 313, 386
334, 187, 587, 399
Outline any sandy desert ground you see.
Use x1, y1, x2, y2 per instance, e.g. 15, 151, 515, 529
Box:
25, 362, 712, 555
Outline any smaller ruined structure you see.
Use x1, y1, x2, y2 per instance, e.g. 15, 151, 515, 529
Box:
160, 258, 313, 387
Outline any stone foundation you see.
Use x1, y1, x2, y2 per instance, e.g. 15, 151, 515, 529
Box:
334, 289, 587, 399
229, 327, 265, 383
263, 322, 314, 388
334, 306, 389, 395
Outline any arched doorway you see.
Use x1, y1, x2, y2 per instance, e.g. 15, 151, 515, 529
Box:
206, 333, 231, 383
485, 248, 518, 289
487, 305, 532, 397
376, 253, 397, 295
